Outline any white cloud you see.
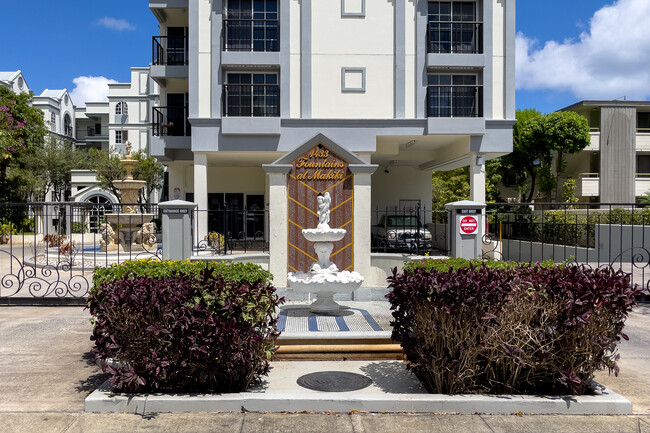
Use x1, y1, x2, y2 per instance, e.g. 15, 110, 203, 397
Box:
516, 0, 650, 101
69, 76, 118, 107
96, 17, 135, 31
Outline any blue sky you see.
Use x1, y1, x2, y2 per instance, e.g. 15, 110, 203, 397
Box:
3, 0, 650, 114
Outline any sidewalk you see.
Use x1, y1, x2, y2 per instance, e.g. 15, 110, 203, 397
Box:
1, 304, 649, 432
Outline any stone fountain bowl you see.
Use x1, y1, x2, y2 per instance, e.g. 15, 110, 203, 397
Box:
287, 270, 364, 295
301, 228, 346, 242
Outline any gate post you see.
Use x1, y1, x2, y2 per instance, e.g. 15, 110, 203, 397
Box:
445, 200, 486, 260
159, 200, 197, 261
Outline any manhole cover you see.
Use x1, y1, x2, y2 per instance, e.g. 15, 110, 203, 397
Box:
296, 371, 372, 392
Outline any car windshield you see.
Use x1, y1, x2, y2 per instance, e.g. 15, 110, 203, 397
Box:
386, 216, 420, 227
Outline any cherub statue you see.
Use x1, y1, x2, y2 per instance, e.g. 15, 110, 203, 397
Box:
317, 192, 331, 230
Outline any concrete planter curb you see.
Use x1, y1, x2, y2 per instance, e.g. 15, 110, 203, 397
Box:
86, 361, 632, 415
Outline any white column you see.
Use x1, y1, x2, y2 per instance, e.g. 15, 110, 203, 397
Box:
470, 153, 486, 204
349, 165, 378, 287
263, 165, 292, 287
194, 152, 209, 242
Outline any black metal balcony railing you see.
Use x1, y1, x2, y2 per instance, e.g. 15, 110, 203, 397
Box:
76, 126, 109, 140
427, 85, 483, 118
223, 84, 280, 117
152, 106, 191, 137
152, 36, 189, 66
223, 19, 279, 52
427, 21, 483, 54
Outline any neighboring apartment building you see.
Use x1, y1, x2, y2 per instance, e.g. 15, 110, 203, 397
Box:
0, 70, 30, 94
148, 0, 516, 282
561, 101, 650, 204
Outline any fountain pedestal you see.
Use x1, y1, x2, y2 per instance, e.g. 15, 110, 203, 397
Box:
287, 193, 364, 314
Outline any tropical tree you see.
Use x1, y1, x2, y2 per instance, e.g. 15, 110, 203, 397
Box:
14, 137, 89, 201
502, 109, 590, 202
0, 87, 47, 201
132, 150, 165, 204
88, 148, 165, 204
432, 159, 503, 210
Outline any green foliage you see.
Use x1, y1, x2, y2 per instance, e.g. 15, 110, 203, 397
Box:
205, 231, 225, 249
388, 262, 639, 395
0, 87, 47, 202
88, 147, 126, 201
561, 179, 579, 205
13, 136, 89, 201
502, 109, 590, 202
404, 257, 557, 273
88, 261, 282, 393
91, 259, 273, 291
431, 158, 503, 210
132, 150, 165, 203
72, 221, 88, 234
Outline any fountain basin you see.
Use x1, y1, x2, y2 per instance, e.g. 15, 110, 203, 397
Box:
288, 270, 363, 313
301, 228, 346, 243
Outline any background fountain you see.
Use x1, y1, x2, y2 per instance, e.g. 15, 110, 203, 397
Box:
99, 142, 157, 252
287, 192, 364, 313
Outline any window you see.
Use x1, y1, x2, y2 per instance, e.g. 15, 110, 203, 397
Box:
428, 1, 482, 53
427, 73, 482, 117
224, 0, 279, 52
50, 113, 56, 131
224, 72, 280, 117
115, 130, 128, 144
63, 113, 72, 136
116, 101, 128, 115
638, 112, 650, 132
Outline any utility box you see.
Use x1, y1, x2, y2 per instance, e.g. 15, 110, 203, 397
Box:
445, 200, 486, 260
159, 200, 197, 261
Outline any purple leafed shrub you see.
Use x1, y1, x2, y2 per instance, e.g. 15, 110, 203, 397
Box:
88, 265, 283, 393
387, 262, 639, 395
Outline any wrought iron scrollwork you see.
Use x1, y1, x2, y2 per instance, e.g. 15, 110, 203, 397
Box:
481, 232, 503, 261
0, 250, 90, 298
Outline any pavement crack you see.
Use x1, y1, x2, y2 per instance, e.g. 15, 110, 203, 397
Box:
479, 415, 497, 433
59, 414, 80, 433
349, 413, 366, 433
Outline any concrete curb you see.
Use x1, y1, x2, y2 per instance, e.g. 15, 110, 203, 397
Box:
86, 379, 632, 415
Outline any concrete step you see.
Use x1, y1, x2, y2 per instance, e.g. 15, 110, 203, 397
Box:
276, 337, 404, 361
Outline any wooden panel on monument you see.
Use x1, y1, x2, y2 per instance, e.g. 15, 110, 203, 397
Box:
287, 144, 353, 274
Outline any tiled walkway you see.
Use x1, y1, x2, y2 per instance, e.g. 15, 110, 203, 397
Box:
278, 301, 394, 333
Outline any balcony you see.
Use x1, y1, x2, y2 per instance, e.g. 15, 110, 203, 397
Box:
221, 84, 280, 135
578, 173, 650, 197
152, 106, 191, 137
223, 19, 279, 52
426, 85, 483, 118
151, 36, 189, 83
428, 22, 483, 54
76, 126, 109, 142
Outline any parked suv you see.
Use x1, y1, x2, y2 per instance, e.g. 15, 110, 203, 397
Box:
372, 214, 432, 251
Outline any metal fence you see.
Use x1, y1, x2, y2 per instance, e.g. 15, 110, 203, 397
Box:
371, 207, 449, 256
485, 202, 650, 294
193, 207, 269, 256
0, 202, 161, 303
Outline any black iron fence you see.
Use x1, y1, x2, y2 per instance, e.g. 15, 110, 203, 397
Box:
371, 207, 449, 256
193, 207, 269, 255
485, 202, 650, 294
0, 202, 161, 303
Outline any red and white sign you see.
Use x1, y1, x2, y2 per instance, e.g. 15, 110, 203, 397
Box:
459, 216, 478, 235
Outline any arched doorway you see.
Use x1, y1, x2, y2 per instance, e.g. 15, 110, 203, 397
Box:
86, 195, 114, 233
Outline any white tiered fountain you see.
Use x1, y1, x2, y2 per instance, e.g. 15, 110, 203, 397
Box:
287, 192, 364, 314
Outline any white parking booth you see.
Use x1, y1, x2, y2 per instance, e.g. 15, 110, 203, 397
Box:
445, 200, 486, 260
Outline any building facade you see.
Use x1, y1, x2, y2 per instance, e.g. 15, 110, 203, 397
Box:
149, 0, 516, 284
561, 101, 650, 204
